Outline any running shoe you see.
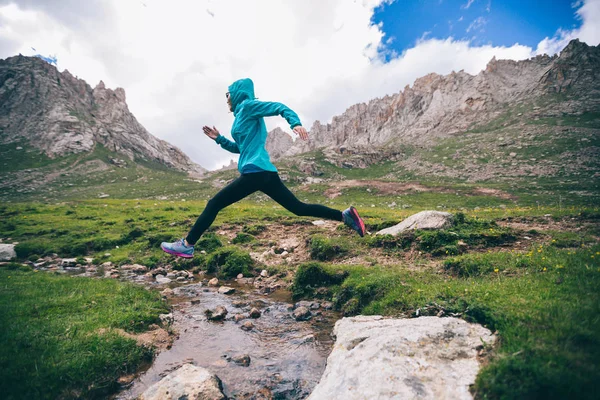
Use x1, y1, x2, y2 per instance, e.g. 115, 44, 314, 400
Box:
161, 238, 194, 258
342, 206, 366, 237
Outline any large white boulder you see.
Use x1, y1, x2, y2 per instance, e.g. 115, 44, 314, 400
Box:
308, 316, 495, 400
0, 244, 16, 261
139, 363, 225, 400
376, 211, 453, 236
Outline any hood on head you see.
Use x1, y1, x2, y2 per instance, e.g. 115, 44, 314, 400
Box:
228, 78, 255, 113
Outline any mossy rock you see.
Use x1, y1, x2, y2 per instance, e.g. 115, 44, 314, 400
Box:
292, 262, 348, 299
206, 246, 253, 278
308, 235, 350, 261
196, 233, 223, 253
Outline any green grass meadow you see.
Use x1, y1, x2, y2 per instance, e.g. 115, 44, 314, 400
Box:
0, 267, 169, 399
1, 135, 599, 400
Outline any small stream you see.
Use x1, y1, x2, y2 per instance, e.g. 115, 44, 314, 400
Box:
114, 278, 340, 399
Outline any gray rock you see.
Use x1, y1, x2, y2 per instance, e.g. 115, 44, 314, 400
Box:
234, 314, 246, 322
0, 244, 16, 261
173, 283, 204, 297
159, 313, 174, 326
376, 211, 453, 236
307, 316, 495, 400
229, 354, 251, 367
249, 308, 261, 318
61, 258, 77, 267
206, 306, 228, 321
218, 286, 235, 295
155, 275, 171, 284
208, 277, 219, 286
139, 363, 225, 400
240, 321, 254, 331
293, 306, 312, 321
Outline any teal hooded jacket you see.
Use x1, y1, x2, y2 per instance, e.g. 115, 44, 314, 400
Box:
215, 78, 302, 174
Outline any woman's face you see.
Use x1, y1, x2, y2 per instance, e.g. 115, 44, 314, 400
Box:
226, 92, 233, 111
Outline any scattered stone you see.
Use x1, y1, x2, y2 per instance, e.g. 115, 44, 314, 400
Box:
232, 300, 249, 308
159, 313, 174, 326
293, 306, 312, 321
61, 258, 77, 268
161, 288, 174, 297
151, 267, 167, 277
230, 354, 251, 367
0, 244, 17, 261
307, 316, 495, 400
155, 275, 171, 284
260, 269, 269, 277
208, 277, 219, 286
234, 314, 246, 322
250, 299, 268, 308
312, 220, 326, 226
300, 334, 315, 343
139, 364, 225, 400
206, 306, 228, 321
177, 277, 187, 282
237, 273, 244, 279
218, 286, 235, 295
321, 302, 334, 310
166, 272, 177, 279
249, 308, 261, 318
241, 321, 254, 331
173, 283, 204, 297
376, 211, 453, 236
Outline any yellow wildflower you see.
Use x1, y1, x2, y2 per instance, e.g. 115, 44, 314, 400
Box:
494, 268, 499, 273
543, 267, 547, 271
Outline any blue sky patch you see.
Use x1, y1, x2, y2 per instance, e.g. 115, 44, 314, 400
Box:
372, 0, 582, 60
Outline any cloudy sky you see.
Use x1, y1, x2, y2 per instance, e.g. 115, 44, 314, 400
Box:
1, 0, 599, 170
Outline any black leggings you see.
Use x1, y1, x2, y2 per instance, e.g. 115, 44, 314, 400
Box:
186, 171, 342, 245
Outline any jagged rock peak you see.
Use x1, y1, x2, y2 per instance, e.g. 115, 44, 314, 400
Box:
0, 55, 206, 176
266, 39, 599, 159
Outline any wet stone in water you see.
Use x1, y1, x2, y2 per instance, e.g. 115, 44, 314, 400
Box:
206, 305, 228, 321
229, 354, 251, 367
240, 321, 254, 331
249, 308, 261, 318
293, 306, 312, 321
218, 286, 235, 295
234, 314, 246, 322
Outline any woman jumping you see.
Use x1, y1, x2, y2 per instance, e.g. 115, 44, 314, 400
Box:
161, 78, 365, 258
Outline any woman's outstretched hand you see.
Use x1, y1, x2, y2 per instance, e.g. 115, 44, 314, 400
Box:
293, 126, 309, 141
203, 126, 220, 140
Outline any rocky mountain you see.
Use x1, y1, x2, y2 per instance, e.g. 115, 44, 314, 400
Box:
267, 39, 600, 182
0, 55, 206, 176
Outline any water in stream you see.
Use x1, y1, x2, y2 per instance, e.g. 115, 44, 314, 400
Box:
115, 280, 339, 399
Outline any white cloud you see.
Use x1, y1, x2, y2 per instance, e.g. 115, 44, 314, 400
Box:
466, 16, 487, 33
462, 0, 476, 10
535, 0, 600, 55
0, 0, 599, 170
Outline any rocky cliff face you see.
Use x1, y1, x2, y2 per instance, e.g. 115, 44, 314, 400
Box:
0, 55, 206, 175
267, 39, 600, 159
